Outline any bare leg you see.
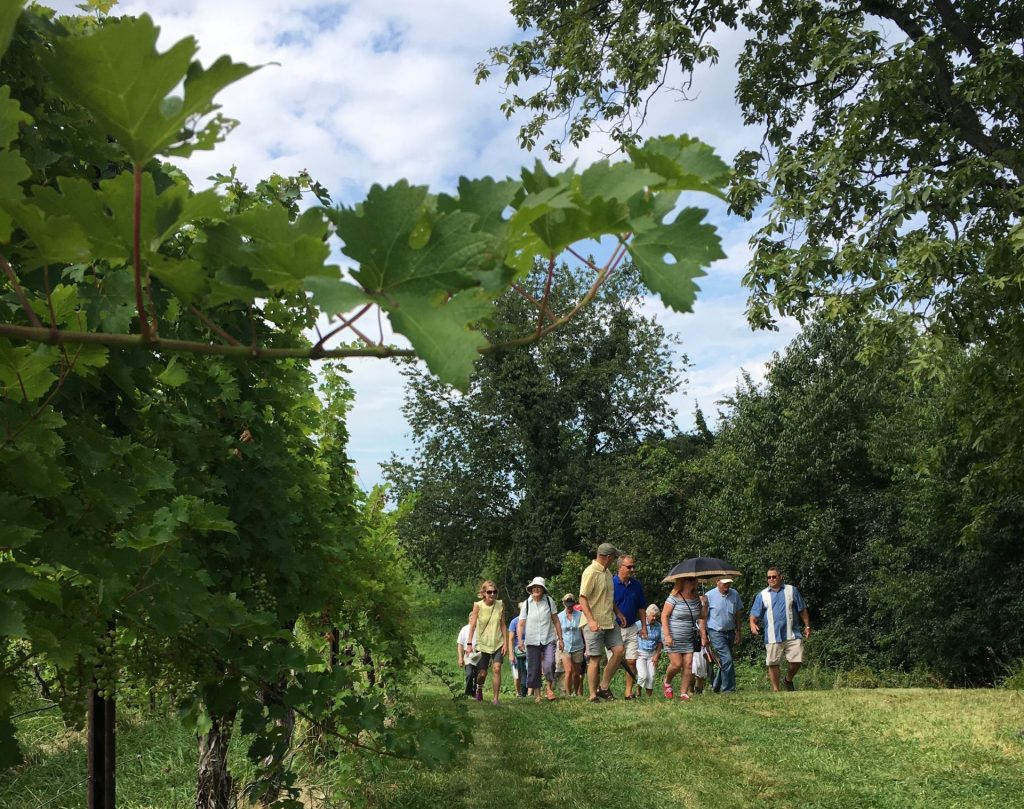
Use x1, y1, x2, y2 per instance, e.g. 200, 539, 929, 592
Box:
680, 653, 694, 695
601, 646, 624, 690
491, 662, 501, 701
767, 664, 781, 692
785, 661, 802, 684
587, 656, 600, 699
664, 653, 683, 691
624, 657, 638, 697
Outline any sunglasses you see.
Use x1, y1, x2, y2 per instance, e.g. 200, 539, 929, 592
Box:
624, 565, 635, 569
485, 590, 497, 595
766, 575, 779, 580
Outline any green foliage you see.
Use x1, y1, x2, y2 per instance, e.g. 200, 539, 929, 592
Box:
384, 263, 683, 591
483, 2, 1024, 492
683, 320, 1024, 681
0, 8, 728, 389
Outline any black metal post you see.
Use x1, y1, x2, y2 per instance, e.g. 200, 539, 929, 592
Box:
87, 688, 115, 809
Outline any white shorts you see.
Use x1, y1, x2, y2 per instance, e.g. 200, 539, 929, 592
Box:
765, 639, 803, 666
621, 624, 640, 659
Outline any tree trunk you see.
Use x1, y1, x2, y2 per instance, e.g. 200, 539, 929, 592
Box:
196, 707, 237, 809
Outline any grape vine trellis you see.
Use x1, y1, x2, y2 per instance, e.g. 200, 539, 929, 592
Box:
0, 1, 728, 804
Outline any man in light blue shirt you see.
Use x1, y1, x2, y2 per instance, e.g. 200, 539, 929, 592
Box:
705, 577, 744, 693
749, 567, 811, 692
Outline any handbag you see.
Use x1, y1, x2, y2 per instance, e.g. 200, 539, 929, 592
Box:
464, 650, 482, 666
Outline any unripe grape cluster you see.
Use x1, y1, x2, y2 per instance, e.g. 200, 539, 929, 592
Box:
250, 571, 277, 614
93, 626, 119, 700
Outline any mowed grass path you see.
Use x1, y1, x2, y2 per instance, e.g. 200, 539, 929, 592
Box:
370, 620, 1024, 809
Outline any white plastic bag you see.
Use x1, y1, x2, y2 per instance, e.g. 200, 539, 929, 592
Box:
691, 647, 708, 678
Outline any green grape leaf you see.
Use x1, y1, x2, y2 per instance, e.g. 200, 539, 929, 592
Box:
0, 149, 30, 240
8, 201, 93, 266
149, 255, 207, 304
0, 85, 31, 148
578, 160, 663, 205
333, 181, 496, 294
158, 356, 188, 388
304, 276, 369, 317
0, 1, 24, 61
0, 494, 46, 548
0, 563, 35, 590
28, 177, 125, 259
0, 341, 59, 402
154, 186, 224, 247
438, 176, 518, 238
183, 499, 236, 534
69, 344, 109, 374
196, 207, 334, 296
384, 288, 491, 389
627, 135, 730, 199
0, 598, 26, 637
628, 207, 725, 313
47, 14, 259, 163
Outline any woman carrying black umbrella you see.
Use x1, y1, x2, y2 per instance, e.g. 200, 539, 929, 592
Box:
660, 576, 707, 701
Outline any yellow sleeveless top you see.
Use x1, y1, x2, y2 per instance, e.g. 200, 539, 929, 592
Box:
474, 599, 505, 653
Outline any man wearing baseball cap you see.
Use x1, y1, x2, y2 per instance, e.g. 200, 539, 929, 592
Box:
705, 577, 744, 693
578, 542, 629, 701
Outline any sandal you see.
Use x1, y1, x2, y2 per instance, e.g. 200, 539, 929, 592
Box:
679, 692, 691, 701
596, 687, 615, 701
546, 692, 557, 702
662, 682, 674, 699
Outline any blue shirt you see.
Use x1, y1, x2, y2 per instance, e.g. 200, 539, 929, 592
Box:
613, 575, 647, 625
559, 609, 584, 653
705, 586, 745, 632
749, 585, 807, 645
508, 616, 519, 639
638, 622, 662, 654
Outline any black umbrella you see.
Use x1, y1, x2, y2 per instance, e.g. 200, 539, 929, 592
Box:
661, 556, 741, 583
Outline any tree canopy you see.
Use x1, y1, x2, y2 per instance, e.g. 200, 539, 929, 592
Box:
481, 0, 1024, 353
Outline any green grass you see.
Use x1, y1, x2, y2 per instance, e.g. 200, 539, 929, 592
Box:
4, 595, 1024, 808
365, 610, 1024, 809
0, 698, 261, 809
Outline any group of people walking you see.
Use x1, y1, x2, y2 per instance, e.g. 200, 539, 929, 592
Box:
457, 543, 812, 704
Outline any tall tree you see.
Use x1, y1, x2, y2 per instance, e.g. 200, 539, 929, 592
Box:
482, 0, 1024, 351
689, 319, 1024, 680
484, 0, 1024, 563
384, 264, 682, 589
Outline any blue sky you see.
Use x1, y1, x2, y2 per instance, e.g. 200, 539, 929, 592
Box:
52, 0, 798, 489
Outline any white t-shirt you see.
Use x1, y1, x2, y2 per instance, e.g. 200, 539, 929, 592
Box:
457, 624, 476, 647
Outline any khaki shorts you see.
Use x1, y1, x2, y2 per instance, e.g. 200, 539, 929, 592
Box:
621, 624, 640, 659
583, 624, 623, 657
765, 639, 803, 666
563, 649, 584, 665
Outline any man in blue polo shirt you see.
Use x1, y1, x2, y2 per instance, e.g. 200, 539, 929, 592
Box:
613, 555, 647, 699
705, 577, 744, 693
749, 567, 811, 692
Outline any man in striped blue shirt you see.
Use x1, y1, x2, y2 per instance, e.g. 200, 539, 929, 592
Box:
749, 567, 811, 692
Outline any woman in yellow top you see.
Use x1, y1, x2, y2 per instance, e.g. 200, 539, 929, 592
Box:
466, 580, 509, 704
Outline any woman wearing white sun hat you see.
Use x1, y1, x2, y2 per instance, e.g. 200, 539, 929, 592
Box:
516, 576, 564, 702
